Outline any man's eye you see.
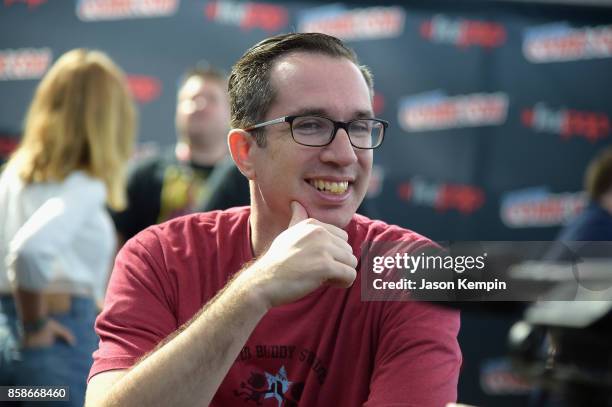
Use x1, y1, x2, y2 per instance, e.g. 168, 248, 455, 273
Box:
351, 122, 372, 133
294, 121, 323, 132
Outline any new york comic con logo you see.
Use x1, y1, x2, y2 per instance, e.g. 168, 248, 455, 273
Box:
76, 0, 178, 21
521, 103, 610, 143
205, 0, 288, 32
398, 177, 485, 215
420, 14, 506, 48
523, 22, 612, 63
297, 4, 405, 41
398, 90, 508, 132
0, 48, 51, 80
500, 187, 585, 228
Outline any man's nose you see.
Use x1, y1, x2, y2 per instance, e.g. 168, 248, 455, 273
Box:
320, 128, 358, 166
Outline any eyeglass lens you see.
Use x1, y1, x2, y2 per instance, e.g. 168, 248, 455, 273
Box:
291, 116, 383, 148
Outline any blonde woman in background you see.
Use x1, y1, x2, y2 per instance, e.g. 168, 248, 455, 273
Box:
0, 49, 136, 406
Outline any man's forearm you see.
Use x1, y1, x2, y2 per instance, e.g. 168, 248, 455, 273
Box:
94, 274, 269, 407
89, 203, 357, 406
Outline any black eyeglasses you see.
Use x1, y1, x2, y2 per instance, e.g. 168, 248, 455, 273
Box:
244, 115, 388, 149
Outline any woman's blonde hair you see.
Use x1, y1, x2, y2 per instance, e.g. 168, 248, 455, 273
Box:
8, 48, 137, 211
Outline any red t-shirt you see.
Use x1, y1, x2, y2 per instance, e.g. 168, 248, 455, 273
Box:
90, 207, 461, 406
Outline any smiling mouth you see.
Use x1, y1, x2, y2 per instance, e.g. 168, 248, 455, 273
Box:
308, 179, 350, 194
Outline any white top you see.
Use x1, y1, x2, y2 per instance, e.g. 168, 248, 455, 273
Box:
0, 165, 116, 302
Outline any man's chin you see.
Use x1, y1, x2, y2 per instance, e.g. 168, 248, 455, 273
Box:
307, 209, 355, 229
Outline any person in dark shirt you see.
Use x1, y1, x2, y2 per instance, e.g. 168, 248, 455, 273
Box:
114, 65, 249, 242
556, 147, 612, 242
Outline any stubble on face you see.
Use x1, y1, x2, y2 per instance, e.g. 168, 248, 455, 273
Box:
249, 52, 374, 233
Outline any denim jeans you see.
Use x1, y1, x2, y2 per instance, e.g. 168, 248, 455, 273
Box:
0, 296, 98, 407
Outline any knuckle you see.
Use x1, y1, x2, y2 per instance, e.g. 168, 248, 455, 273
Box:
309, 225, 327, 238
312, 257, 328, 271
343, 268, 357, 284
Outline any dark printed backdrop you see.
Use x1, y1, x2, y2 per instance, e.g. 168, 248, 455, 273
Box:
1, 1, 612, 405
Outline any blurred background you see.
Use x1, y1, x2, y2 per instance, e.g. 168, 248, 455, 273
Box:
1, 0, 611, 405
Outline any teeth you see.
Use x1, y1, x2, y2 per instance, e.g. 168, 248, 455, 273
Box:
309, 179, 349, 194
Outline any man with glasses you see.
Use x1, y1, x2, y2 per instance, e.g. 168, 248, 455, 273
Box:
86, 33, 461, 407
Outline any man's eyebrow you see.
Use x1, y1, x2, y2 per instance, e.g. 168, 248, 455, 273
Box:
287, 108, 375, 119
353, 110, 374, 119
287, 108, 328, 117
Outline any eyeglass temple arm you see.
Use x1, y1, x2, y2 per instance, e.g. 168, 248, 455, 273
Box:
245, 116, 289, 131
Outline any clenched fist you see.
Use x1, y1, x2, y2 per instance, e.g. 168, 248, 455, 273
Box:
237, 201, 358, 309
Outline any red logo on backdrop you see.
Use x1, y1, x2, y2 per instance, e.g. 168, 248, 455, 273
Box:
127, 75, 162, 104
205, 0, 288, 32
0, 135, 19, 160
398, 177, 485, 214
4, 0, 46, 9
372, 91, 385, 115
522, 103, 610, 143
420, 15, 506, 48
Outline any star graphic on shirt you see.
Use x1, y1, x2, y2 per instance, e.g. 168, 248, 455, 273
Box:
264, 366, 292, 407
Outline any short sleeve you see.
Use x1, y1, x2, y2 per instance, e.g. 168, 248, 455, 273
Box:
365, 300, 462, 407
89, 230, 178, 381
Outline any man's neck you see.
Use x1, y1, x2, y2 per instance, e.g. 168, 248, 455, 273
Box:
175, 141, 227, 166
248, 186, 288, 257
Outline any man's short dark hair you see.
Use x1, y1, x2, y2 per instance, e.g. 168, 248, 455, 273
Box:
178, 64, 227, 96
585, 147, 612, 201
229, 32, 374, 147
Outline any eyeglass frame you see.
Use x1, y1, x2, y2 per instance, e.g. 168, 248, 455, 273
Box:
243, 115, 389, 149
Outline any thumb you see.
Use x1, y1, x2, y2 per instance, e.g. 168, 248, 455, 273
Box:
289, 201, 308, 227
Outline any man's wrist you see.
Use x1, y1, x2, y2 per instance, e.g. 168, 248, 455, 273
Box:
231, 263, 273, 314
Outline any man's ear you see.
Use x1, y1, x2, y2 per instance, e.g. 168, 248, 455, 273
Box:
228, 129, 257, 180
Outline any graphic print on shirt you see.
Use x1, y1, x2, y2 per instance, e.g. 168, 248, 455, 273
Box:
233, 343, 331, 406
234, 366, 304, 407
157, 164, 210, 222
